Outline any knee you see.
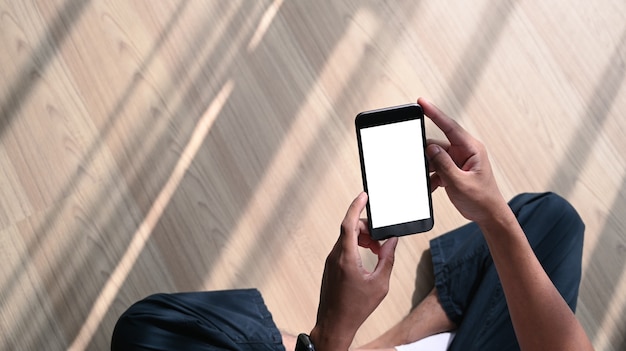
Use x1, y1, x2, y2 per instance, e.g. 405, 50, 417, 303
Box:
539, 192, 585, 244
513, 192, 585, 248
507, 193, 585, 310
531, 193, 585, 310
111, 294, 163, 351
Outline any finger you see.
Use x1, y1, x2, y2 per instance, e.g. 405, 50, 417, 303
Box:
358, 218, 370, 234
358, 232, 381, 255
429, 172, 443, 192
341, 192, 369, 246
426, 139, 450, 172
418, 97, 473, 147
373, 237, 398, 279
357, 220, 375, 245
426, 144, 460, 186
356, 219, 382, 254
426, 138, 451, 149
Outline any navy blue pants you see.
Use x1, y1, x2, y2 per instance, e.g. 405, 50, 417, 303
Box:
111, 289, 285, 351
434, 192, 584, 350
111, 193, 584, 351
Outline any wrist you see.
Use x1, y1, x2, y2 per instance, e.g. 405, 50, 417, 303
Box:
476, 202, 524, 244
309, 324, 353, 351
474, 196, 512, 228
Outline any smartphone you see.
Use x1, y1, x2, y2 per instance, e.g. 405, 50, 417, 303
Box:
355, 103, 433, 240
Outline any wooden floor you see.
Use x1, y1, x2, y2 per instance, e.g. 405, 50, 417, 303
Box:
0, 0, 624, 350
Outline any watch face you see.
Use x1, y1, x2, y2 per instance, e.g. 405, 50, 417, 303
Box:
296, 333, 315, 351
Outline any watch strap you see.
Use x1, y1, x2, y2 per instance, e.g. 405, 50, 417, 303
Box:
295, 333, 315, 351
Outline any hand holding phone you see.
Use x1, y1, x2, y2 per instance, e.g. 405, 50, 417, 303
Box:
356, 103, 433, 239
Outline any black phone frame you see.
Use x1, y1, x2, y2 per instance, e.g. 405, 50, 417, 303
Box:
355, 103, 434, 240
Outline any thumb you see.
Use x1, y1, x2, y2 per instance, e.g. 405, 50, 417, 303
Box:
374, 237, 398, 278
427, 144, 460, 186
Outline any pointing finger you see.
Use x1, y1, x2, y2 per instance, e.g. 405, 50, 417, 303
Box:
418, 97, 473, 148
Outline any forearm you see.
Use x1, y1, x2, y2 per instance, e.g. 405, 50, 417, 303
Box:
478, 204, 593, 351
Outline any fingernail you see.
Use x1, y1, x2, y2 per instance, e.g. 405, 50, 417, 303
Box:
428, 144, 441, 156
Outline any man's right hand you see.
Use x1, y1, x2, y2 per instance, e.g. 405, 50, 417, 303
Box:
419, 97, 509, 225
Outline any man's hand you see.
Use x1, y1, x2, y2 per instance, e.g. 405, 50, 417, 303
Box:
420, 98, 594, 351
310, 192, 398, 351
419, 97, 508, 224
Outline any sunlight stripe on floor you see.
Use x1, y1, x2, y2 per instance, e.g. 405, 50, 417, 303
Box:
67, 80, 235, 351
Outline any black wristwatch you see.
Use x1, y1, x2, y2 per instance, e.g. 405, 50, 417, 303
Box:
295, 333, 315, 351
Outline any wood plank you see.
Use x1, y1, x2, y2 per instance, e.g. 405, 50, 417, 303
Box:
0, 0, 624, 350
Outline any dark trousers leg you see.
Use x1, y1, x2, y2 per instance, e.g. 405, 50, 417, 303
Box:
430, 193, 585, 351
111, 289, 285, 351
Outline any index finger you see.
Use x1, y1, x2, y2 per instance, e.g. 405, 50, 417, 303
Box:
418, 97, 473, 147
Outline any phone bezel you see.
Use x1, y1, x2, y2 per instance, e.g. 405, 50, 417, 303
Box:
355, 103, 434, 240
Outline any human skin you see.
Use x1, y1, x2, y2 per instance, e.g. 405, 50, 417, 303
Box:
309, 192, 398, 351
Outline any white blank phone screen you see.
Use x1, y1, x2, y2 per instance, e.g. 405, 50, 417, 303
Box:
360, 119, 430, 228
